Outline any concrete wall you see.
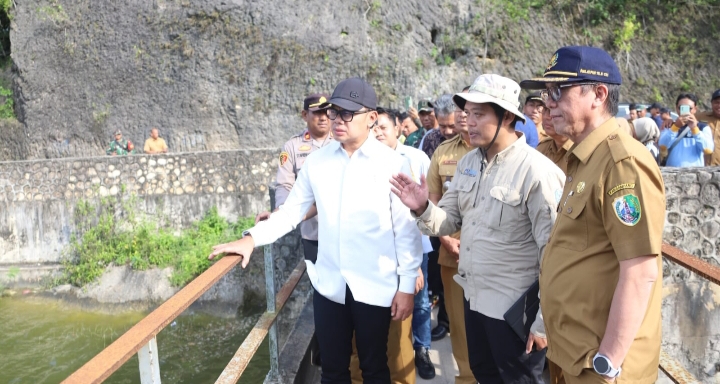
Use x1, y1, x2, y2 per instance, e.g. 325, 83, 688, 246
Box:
0, 149, 279, 267
661, 167, 720, 382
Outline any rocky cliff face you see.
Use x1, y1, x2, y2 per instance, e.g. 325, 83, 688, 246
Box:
6, 0, 720, 160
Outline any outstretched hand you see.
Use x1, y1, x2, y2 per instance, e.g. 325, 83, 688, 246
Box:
208, 236, 255, 268
390, 173, 429, 214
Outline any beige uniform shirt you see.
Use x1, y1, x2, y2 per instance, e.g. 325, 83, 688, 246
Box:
416, 134, 565, 330
275, 129, 334, 240
697, 111, 720, 165
427, 135, 473, 267
536, 136, 573, 175
144, 137, 168, 153
540, 119, 665, 382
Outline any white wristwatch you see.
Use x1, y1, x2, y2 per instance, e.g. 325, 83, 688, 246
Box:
593, 353, 621, 378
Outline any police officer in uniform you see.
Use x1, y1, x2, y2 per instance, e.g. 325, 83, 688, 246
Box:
521, 46, 666, 384
275, 93, 333, 262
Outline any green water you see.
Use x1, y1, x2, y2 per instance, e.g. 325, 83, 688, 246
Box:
0, 297, 269, 384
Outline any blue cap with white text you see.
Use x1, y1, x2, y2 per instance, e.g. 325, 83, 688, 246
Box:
519, 46, 622, 89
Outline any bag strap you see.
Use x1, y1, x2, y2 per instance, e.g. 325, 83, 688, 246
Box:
666, 126, 691, 156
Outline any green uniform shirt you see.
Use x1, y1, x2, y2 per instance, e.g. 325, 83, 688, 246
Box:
404, 129, 424, 148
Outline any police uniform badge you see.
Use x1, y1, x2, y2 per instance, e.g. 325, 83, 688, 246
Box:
613, 194, 641, 226
279, 151, 290, 166
304, 132, 311, 141
298, 145, 311, 151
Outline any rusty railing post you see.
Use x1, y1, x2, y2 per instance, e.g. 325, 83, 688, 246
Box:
264, 243, 280, 382
138, 336, 161, 384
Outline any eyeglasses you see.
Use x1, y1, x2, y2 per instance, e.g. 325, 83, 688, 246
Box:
326, 109, 371, 122
540, 82, 598, 103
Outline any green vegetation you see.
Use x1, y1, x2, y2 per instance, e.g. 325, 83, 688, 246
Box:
0, 86, 13, 119
614, 15, 640, 69
60, 195, 254, 287
540, 0, 720, 25
37, 0, 68, 24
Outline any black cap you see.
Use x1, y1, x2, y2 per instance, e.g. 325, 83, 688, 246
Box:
520, 46, 622, 89
304, 93, 330, 111
319, 78, 377, 111
525, 92, 543, 104
712, 89, 720, 101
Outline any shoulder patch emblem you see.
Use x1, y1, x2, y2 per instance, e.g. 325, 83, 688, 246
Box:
279, 151, 290, 166
298, 145, 311, 151
607, 183, 635, 196
613, 194, 641, 226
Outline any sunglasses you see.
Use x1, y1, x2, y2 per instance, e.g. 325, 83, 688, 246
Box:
326, 109, 371, 122
540, 82, 598, 103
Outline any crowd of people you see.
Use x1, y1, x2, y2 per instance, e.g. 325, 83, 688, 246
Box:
105, 127, 169, 156
623, 91, 720, 167
207, 45, 715, 384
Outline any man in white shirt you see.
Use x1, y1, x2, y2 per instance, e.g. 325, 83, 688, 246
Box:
209, 78, 422, 383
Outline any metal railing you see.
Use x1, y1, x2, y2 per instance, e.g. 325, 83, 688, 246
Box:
62, 240, 718, 384
62, 243, 306, 384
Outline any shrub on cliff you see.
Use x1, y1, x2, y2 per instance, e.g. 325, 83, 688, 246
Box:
60, 197, 254, 287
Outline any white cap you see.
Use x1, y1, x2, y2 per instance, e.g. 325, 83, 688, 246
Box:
453, 74, 526, 123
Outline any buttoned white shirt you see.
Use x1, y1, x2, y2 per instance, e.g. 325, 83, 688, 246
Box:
395, 143, 433, 253
248, 135, 422, 307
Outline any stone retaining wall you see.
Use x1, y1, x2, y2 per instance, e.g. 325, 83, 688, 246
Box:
660, 167, 720, 382
0, 150, 278, 203
662, 168, 720, 262
0, 149, 280, 266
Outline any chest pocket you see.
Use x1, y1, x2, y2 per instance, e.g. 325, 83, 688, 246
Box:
488, 186, 527, 241
454, 176, 477, 211
553, 193, 588, 251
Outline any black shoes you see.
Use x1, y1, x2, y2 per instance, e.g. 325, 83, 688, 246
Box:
414, 346, 436, 379
430, 324, 449, 341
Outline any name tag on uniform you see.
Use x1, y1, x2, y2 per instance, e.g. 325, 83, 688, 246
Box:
442, 160, 457, 165
462, 168, 477, 177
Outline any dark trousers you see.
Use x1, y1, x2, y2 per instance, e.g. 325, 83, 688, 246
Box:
302, 239, 319, 263
314, 286, 392, 384
428, 237, 449, 327
464, 299, 546, 384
